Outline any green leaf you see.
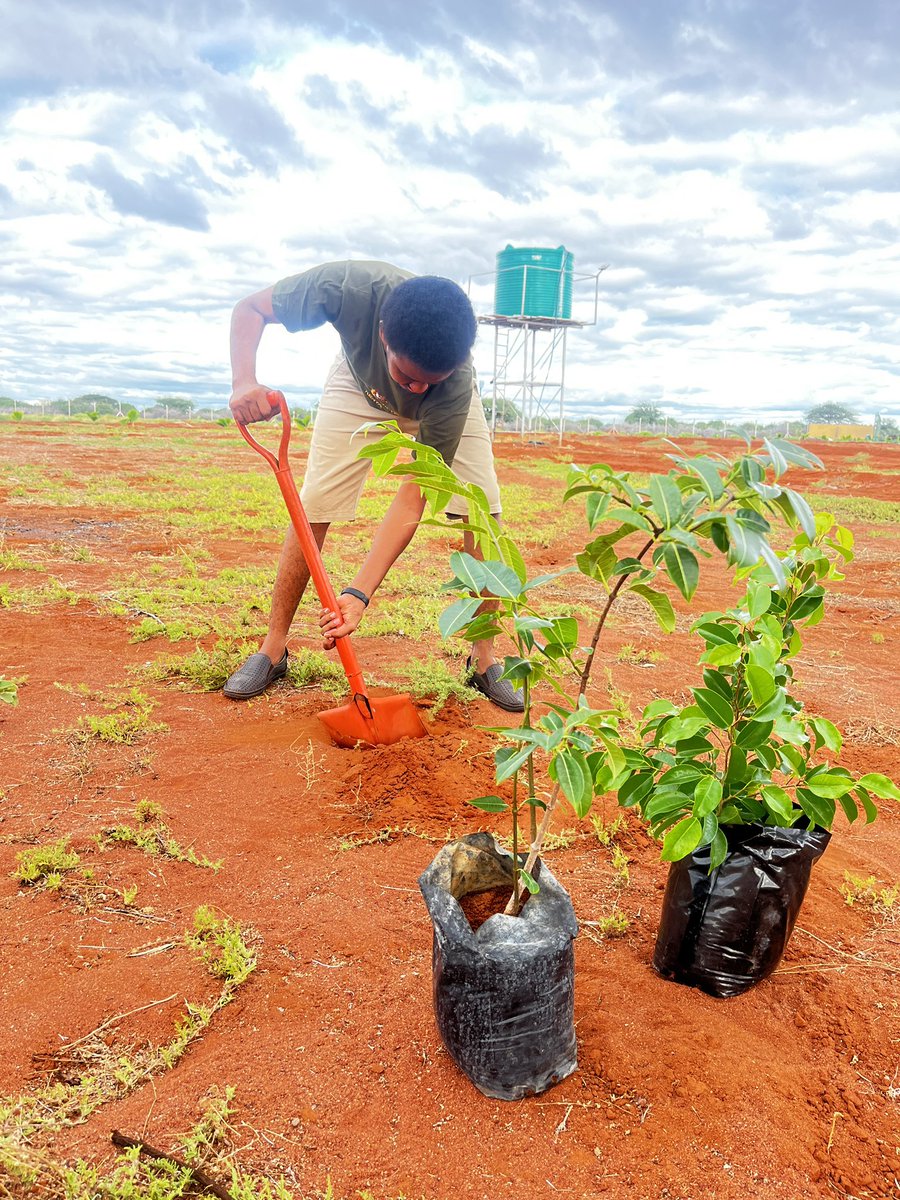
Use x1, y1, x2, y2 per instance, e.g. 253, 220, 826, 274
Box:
735, 719, 774, 748
659, 764, 705, 786
762, 438, 789, 478
796, 788, 836, 828
643, 699, 678, 720
806, 773, 855, 799
659, 715, 710, 744
518, 869, 541, 895
702, 643, 742, 666
691, 687, 734, 730
663, 543, 700, 600
648, 474, 684, 528
747, 641, 777, 673
692, 620, 738, 646
761, 785, 795, 824
552, 748, 593, 818
724, 513, 764, 569
709, 829, 729, 870
837, 792, 859, 824
693, 776, 723, 818
745, 664, 776, 708
768, 438, 823, 471
629, 584, 676, 633
754, 744, 778, 772
460, 613, 503, 642
808, 718, 842, 755
478, 559, 526, 599
495, 743, 536, 784
545, 617, 580, 650
702, 668, 733, 701
685, 457, 725, 501
856, 773, 900, 801
605, 507, 653, 531
496, 532, 528, 583
661, 816, 703, 862
855, 787, 878, 823
438, 597, 483, 638
468, 795, 508, 813
698, 811, 720, 846
753, 688, 787, 722
586, 492, 611, 529
746, 580, 772, 619
595, 729, 626, 780
501, 657, 535, 683
775, 714, 808, 746
618, 772, 654, 808
783, 488, 817, 540
646, 791, 691, 821
448, 550, 486, 593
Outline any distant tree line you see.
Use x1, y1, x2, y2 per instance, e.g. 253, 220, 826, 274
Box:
2, 392, 896, 441
0, 394, 318, 426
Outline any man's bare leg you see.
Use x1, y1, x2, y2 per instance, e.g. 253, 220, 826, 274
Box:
258, 521, 329, 663
463, 526, 503, 674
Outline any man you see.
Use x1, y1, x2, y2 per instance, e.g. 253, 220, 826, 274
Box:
224, 259, 523, 713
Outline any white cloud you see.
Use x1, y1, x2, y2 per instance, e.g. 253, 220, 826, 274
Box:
0, 1, 897, 424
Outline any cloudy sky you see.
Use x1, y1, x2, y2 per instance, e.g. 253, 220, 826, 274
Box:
2, 1, 899, 423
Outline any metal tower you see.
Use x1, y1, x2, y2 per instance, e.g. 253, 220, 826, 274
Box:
469, 262, 606, 444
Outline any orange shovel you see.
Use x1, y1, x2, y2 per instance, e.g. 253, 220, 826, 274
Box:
236, 391, 427, 748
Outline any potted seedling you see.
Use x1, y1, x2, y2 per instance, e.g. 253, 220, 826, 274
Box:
616, 512, 900, 996
363, 428, 830, 1096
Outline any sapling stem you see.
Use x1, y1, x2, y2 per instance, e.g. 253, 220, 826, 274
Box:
578, 536, 655, 694
511, 770, 521, 908
505, 780, 562, 916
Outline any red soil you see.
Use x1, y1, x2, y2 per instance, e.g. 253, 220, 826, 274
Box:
1, 424, 898, 1199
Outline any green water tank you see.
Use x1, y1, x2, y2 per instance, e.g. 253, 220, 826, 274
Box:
494, 245, 574, 319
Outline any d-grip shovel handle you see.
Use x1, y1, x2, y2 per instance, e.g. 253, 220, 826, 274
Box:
236, 391, 369, 702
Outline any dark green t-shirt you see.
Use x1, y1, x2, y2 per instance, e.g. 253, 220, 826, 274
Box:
271, 260, 474, 465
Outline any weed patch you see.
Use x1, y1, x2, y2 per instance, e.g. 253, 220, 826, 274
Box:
14, 838, 80, 888
76, 689, 167, 745
808, 492, 900, 525
185, 905, 257, 986
616, 643, 663, 666
102, 802, 223, 872
840, 871, 897, 921
398, 656, 480, 713
145, 642, 261, 691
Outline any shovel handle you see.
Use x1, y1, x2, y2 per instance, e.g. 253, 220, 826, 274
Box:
235, 392, 368, 698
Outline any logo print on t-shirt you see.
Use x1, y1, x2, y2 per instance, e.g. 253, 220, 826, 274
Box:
365, 387, 397, 415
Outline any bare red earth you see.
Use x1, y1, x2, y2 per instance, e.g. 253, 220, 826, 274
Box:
1, 424, 898, 1199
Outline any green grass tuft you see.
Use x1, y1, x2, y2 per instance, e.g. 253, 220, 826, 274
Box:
15, 838, 80, 887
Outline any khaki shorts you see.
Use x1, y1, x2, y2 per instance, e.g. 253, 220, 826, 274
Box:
299, 354, 501, 522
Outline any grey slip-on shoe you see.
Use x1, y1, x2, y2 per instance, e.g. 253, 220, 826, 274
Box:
466, 659, 525, 713
223, 650, 289, 700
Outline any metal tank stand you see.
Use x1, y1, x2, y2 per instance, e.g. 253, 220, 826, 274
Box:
469, 264, 606, 446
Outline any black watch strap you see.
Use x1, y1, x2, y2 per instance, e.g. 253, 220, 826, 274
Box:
340, 587, 370, 608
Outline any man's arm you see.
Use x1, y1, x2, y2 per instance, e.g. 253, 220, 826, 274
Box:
229, 286, 281, 425
320, 479, 427, 645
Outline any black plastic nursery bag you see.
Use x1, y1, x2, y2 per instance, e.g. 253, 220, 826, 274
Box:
653, 822, 831, 999
419, 832, 578, 1100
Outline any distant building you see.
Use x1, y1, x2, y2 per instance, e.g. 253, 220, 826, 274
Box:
807, 423, 875, 440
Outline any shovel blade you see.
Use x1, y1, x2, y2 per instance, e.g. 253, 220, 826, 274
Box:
318, 692, 427, 748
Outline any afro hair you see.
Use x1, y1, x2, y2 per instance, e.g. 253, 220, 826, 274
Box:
380, 276, 477, 374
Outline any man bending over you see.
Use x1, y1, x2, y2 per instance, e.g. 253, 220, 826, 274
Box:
224, 259, 523, 713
